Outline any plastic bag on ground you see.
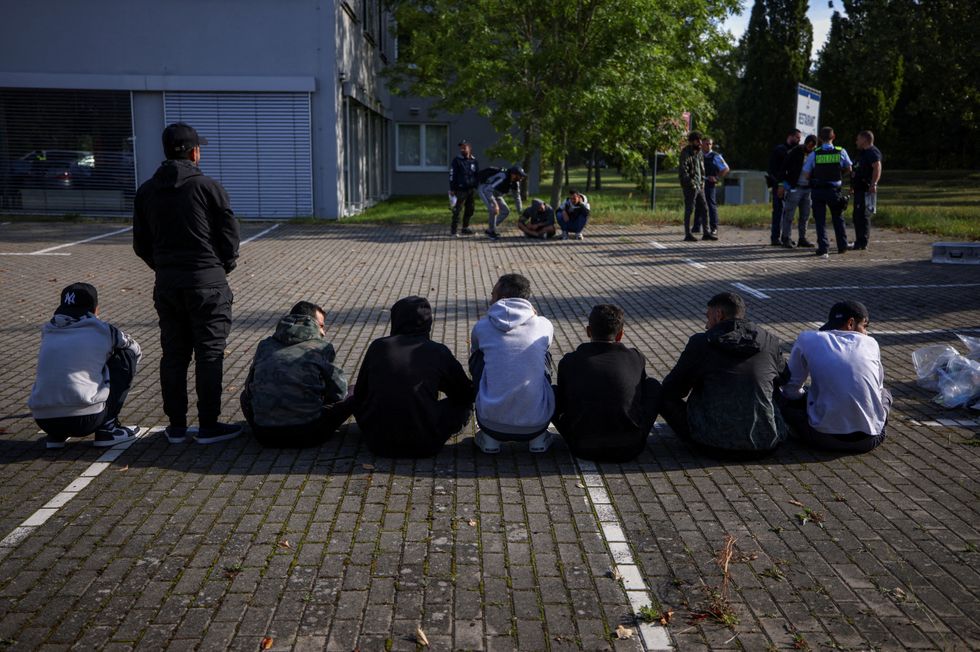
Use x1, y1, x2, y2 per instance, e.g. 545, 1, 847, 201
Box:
933, 355, 980, 409
912, 344, 959, 391
956, 333, 980, 361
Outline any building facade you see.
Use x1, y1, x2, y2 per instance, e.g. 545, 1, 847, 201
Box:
0, 1, 516, 220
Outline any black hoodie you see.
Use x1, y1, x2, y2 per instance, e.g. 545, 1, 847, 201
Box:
353, 296, 475, 456
133, 159, 240, 289
661, 319, 789, 450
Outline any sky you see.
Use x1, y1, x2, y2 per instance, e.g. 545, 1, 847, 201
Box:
721, 0, 843, 60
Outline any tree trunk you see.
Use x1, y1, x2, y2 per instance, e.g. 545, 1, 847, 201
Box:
521, 128, 533, 202
550, 156, 565, 209
595, 150, 603, 191
563, 156, 570, 188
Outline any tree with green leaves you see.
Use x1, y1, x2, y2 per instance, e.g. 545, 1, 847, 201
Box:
724, 0, 812, 168
387, 0, 737, 206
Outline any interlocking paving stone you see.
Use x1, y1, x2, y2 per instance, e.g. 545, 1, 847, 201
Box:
0, 220, 978, 650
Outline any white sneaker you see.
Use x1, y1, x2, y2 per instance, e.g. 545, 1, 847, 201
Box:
474, 430, 501, 454
574, 232, 584, 240
93, 424, 142, 447
528, 429, 559, 453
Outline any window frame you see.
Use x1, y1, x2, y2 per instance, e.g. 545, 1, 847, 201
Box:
395, 123, 449, 172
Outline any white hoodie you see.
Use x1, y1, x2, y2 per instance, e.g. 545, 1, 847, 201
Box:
28, 314, 142, 419
471, 298, 555, 435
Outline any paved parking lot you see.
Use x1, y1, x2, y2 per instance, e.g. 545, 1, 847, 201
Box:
0, 219, 978, 651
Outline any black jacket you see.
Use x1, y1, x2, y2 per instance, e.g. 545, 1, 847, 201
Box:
554, 342, 659, 461
779, 145, 809, 188
661, 319, 788, 451
133, 159, 240, 288
767, 143, 791, 188
353, 296, 474, 456
449, 155, 479, 191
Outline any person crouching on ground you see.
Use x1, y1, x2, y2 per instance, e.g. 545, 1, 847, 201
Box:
29, 283, 143, 449
779, 300, 891, 453
470, 274, 557, 453
352, 296, 474, 458
517, 199, 557, 239
240, 301, 352, 447
553, 304, 661, 462
556, 189, 590, 240
658, 292, 788, 459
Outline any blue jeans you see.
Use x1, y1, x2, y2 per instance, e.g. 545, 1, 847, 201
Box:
698, 183, 719, 232
557, 208, 589, 234
780, 187, 811, 242
810, 186, 849, 252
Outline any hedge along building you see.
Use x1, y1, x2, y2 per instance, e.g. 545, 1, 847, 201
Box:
0, 1, 514, 219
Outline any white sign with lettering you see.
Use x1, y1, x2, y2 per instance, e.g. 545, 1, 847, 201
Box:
796, 84, 821, 138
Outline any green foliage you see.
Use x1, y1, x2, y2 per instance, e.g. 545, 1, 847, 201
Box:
815, 0, 978, 168
387, 0, 738, 206
719, 0, 812, 168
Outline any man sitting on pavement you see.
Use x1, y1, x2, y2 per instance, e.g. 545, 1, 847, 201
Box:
353, 296, 474, 458
517, 199, 557, 239
470, 274, 557, 454
556, 189, 591, 240
553, 304, 661, 462
240, 301, 352, 448
29, 283, 143, 449
658, 292, 788, 459
780, 300, 891, 453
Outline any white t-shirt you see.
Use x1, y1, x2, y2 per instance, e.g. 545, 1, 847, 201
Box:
782, 330, 888, 436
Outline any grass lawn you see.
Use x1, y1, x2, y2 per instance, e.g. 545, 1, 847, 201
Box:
351, 168, 980, 240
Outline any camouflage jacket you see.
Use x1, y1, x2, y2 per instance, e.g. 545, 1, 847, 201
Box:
245, 314, 348, 427
678, 145, 704, 190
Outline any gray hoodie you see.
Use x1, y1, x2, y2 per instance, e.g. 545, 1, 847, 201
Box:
28, 313, 142, 419
469, 298, 554, 434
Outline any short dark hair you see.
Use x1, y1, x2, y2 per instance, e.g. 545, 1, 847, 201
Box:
803, 134, 817, 146
858, 129, 875, 144
707, 292, 746, 320
819, 126, 835, 142
289, 301, 325, 319
688, 131, 703, 142
788, 128, 803, 137
589, 304, 625, 341
495, 273, 531, 299
567, 188, 579, 196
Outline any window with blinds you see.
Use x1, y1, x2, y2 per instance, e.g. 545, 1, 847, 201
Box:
0, 89, 135, 214
163, 92, 313, 219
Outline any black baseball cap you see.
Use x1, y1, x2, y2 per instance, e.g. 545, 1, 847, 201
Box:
820, 300, 869, 331
458, 139, 471, 146
55, 282, 98, 318
162, 122, 207, 158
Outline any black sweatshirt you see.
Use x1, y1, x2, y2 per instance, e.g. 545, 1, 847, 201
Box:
554, 341, 659, 461
353, 297, 474, 456
133, 159, 240, 288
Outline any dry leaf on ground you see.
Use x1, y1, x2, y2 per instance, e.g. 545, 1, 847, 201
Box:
278, 540, 292, 549
615, 625, 634, 639
361, 463, 375, 470
660, 609, 674, 626
416, 627, 430, 646
788, 499, 805, 507
609, 567, 623, 581
260, 635, 274, 649
467, 519, 477, 527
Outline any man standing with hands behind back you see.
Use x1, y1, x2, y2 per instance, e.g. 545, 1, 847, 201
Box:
133, 122, 242, 445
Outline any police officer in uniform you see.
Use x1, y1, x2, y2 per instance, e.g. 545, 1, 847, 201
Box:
449, 140, 479, 236
699, 137, 728, 240
133, 123, 242, 444
802, 126, 852, 257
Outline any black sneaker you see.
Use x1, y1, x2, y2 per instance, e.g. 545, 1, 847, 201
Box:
684, 234, 698, 242
691, 227, 702, 235
797, 238, 816, 248
851, 242, 868, 251
94, 424, 142, 448
485, 229, 500, 240
814, 249, 829, 257
450, 228, 458, 237
702, 232, 718, 241
195, 422, 243, 445
837, 246, 848, 254
781, 239, 795, 248
165, 425, 189, 444
460, 227, 475, 235
46, 436, 67, 450
770, 239, 782, 246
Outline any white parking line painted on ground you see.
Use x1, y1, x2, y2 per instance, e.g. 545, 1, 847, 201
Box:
909, 418, 979, 428
870, 328, 980, 336
0, 426, 158, 559
0, 252, 72, 256
240, 223, 281, 245
649, 241, 669, 250
755, 283, 980, 292
574, 457, 674, 650
731, 282, 771, 299
682, 258, 707, 269
28, 226, 133, 254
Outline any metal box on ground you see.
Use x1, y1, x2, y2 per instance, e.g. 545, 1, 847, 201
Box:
720, 170, 769, 206
932, 242, 980, 265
